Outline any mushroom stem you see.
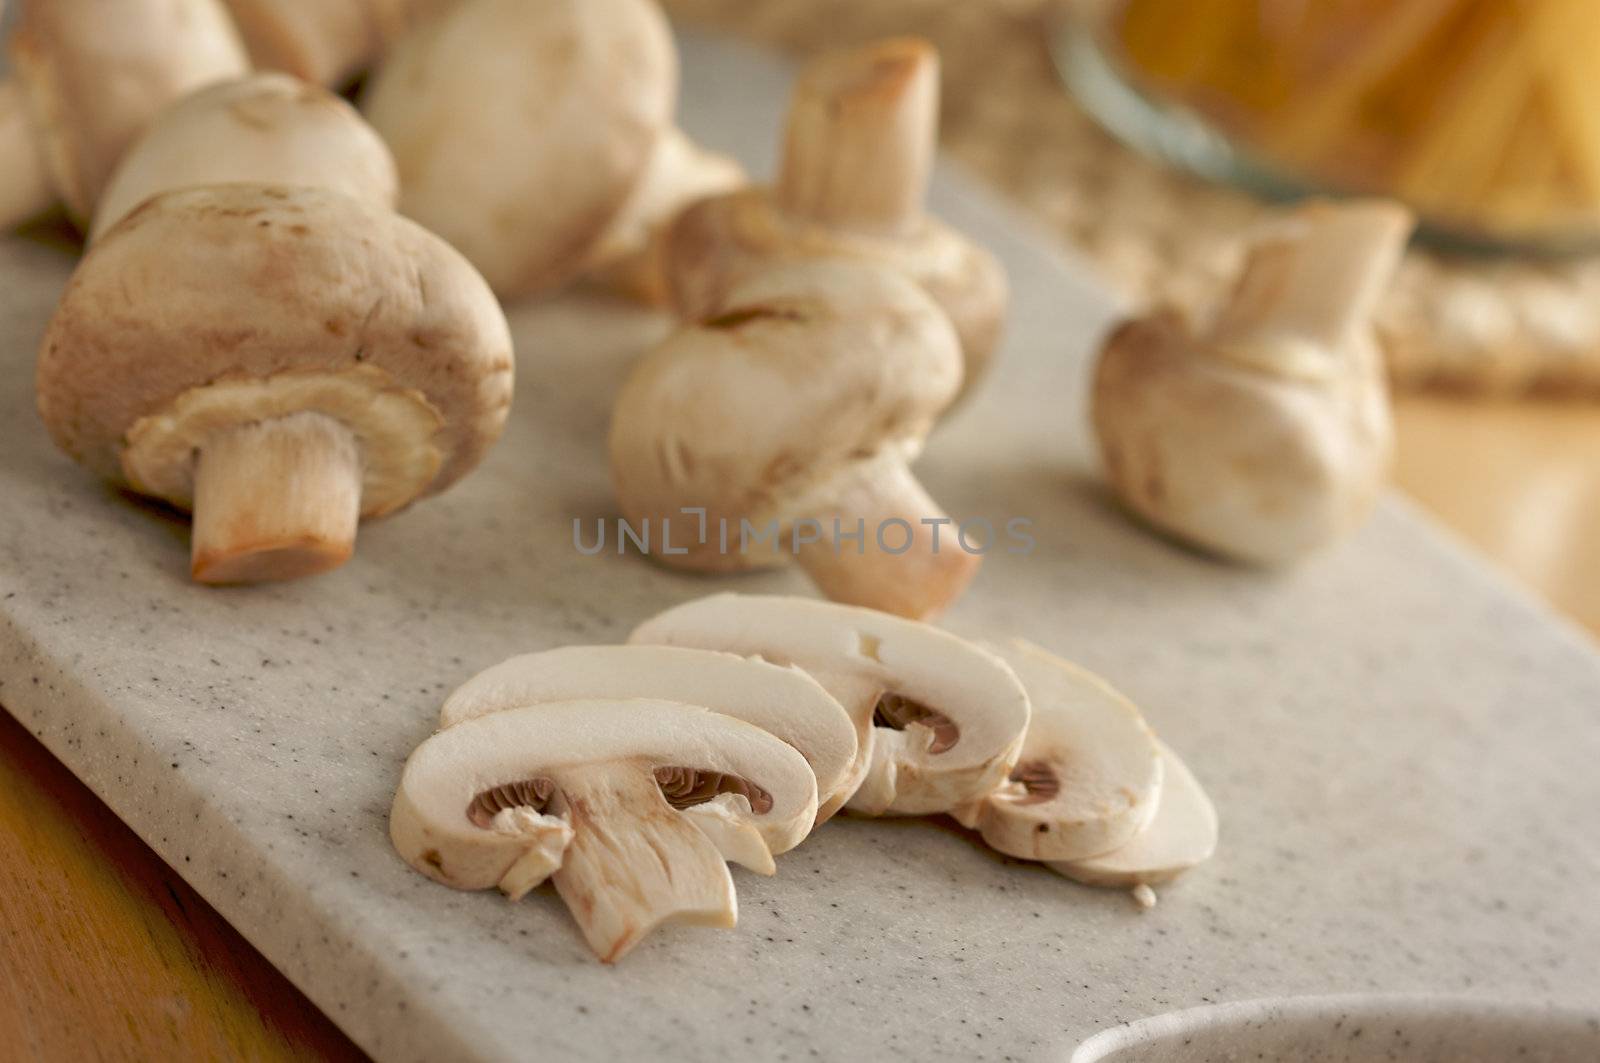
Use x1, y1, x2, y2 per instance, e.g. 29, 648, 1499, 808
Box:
791, 458, 980, 621
190, 411, 363, 584
0, 79, 52, 229
776, 37, 939, 236
1208, 201, 1412, 369
548, 764, 737, 963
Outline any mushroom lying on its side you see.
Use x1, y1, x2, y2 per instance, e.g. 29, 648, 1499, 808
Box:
90, 73, 399, 243
664, 37, 1008, 398
952, 640, 1163, 862
361, 0, 745, 300
439, 644, 861, 832
610, 260, 976, 620
220, 0, 458, 88
630, 594, 1031, 817
1092, 200, 1414, 565
37, 185, 513, 584
392, 699, 817, 962
0, 0, 248, 230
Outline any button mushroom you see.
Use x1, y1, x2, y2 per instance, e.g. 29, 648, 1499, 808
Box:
630, 594, 1031, 817
1050, 740, 1218, 903
609, 259, 976, 620
91, 72, 399, 243
360, 0, 745, 300
1092, 200, 1414, 565
0, 0, 248, 230
219, 0, 456, 88
663, 36, 1008, 398
951, 640, 1163, 862
391, 699, 818, 962
36, 183, 513, 584
438, 644, 861, 830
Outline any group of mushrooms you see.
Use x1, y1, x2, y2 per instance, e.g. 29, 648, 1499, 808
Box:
10, 0, 1411, 606
393, 593, 1219, 961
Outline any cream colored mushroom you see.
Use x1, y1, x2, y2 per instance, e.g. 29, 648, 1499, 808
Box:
1050, 740, 1217, 901
219, 0, 458, 87
36, 184, 513, 584
391, 699, 817, 962
439, 644, 861, 830
952, 640, 1163, 862
663, 36, 1007, 397
91, 73, 399, 243
610, 260, 976, 619
361, 0, 744, 300
0, 0, 247, 229
1092, 200, 1414, 565
630, 594, 1030, 817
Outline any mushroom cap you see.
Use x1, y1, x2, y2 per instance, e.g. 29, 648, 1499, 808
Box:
954, 640, 1163, 862
609, 259, 962, 572
91, 73, 400, 242
439, 645, 861, 825
8, 0, 249, 221
1092, 310, 1393, 566
361, 0, 676, 296
221, 0, 461, 85
1051, 740, 1217, 888
37, 183, 513, 516
629, 593, 1030, 815
391, 698, 819, 893
664, 188, 1009, 387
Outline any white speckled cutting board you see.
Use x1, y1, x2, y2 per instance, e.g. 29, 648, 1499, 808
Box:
2, 26, 1599, 1063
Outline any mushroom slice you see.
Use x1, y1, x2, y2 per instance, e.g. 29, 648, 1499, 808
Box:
952, 641, 1163, 862
440, 645, 860, 830
1050, 740, 1217, 896
629, 594, 1029, 816
392, 699, 817, 962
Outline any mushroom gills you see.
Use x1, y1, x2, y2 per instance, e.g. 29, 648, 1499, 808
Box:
548, 763, 738, 963
467, 777, 573, 900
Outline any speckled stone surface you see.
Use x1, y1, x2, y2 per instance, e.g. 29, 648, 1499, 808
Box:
1, 28, 1599, 1063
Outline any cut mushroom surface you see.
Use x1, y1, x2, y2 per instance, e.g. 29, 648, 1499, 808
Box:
36, 183, 513, 584
362, 0, 729, 300
952, 640, 1163, 862
1092, 200, 1414, 565
439, 645, 859, 825
610, 259, 976, 619
1, 0, 248, 229
663, 36, 1007, 398
629, 594, 1030, 817
391, 698, 818, 962
91, 73, 399, 242
1051, 740, 1217, 893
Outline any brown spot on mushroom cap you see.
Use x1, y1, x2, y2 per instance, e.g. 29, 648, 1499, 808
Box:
36, 183, 514, 504
9, 0, 249, 221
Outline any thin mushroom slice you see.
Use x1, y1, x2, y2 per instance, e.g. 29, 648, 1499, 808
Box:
440, 645, 859, 829
392, 699, 817, 962
952, 640, 1163, 862
629, 594, 1030, 816
1050, 740, 1218, 901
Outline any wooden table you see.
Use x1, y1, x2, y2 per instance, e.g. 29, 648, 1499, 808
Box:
1, 396, 1596, 1061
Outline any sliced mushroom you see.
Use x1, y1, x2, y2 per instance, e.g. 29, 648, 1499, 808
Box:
220, 0, 458, 88
0, 0, 248, 229
951, 640, 1163, 862
609, 259, 975, 619
439, 644, 861, 828
36, 184, 513, 584
91, 73, 399, 242
1092, 200, 1414, 565
1050, 740, 1217, 898
361, 0, 743, 300
391, 698, 817, 962
664, 37, 1007, 398
630, 594, 1030, 816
